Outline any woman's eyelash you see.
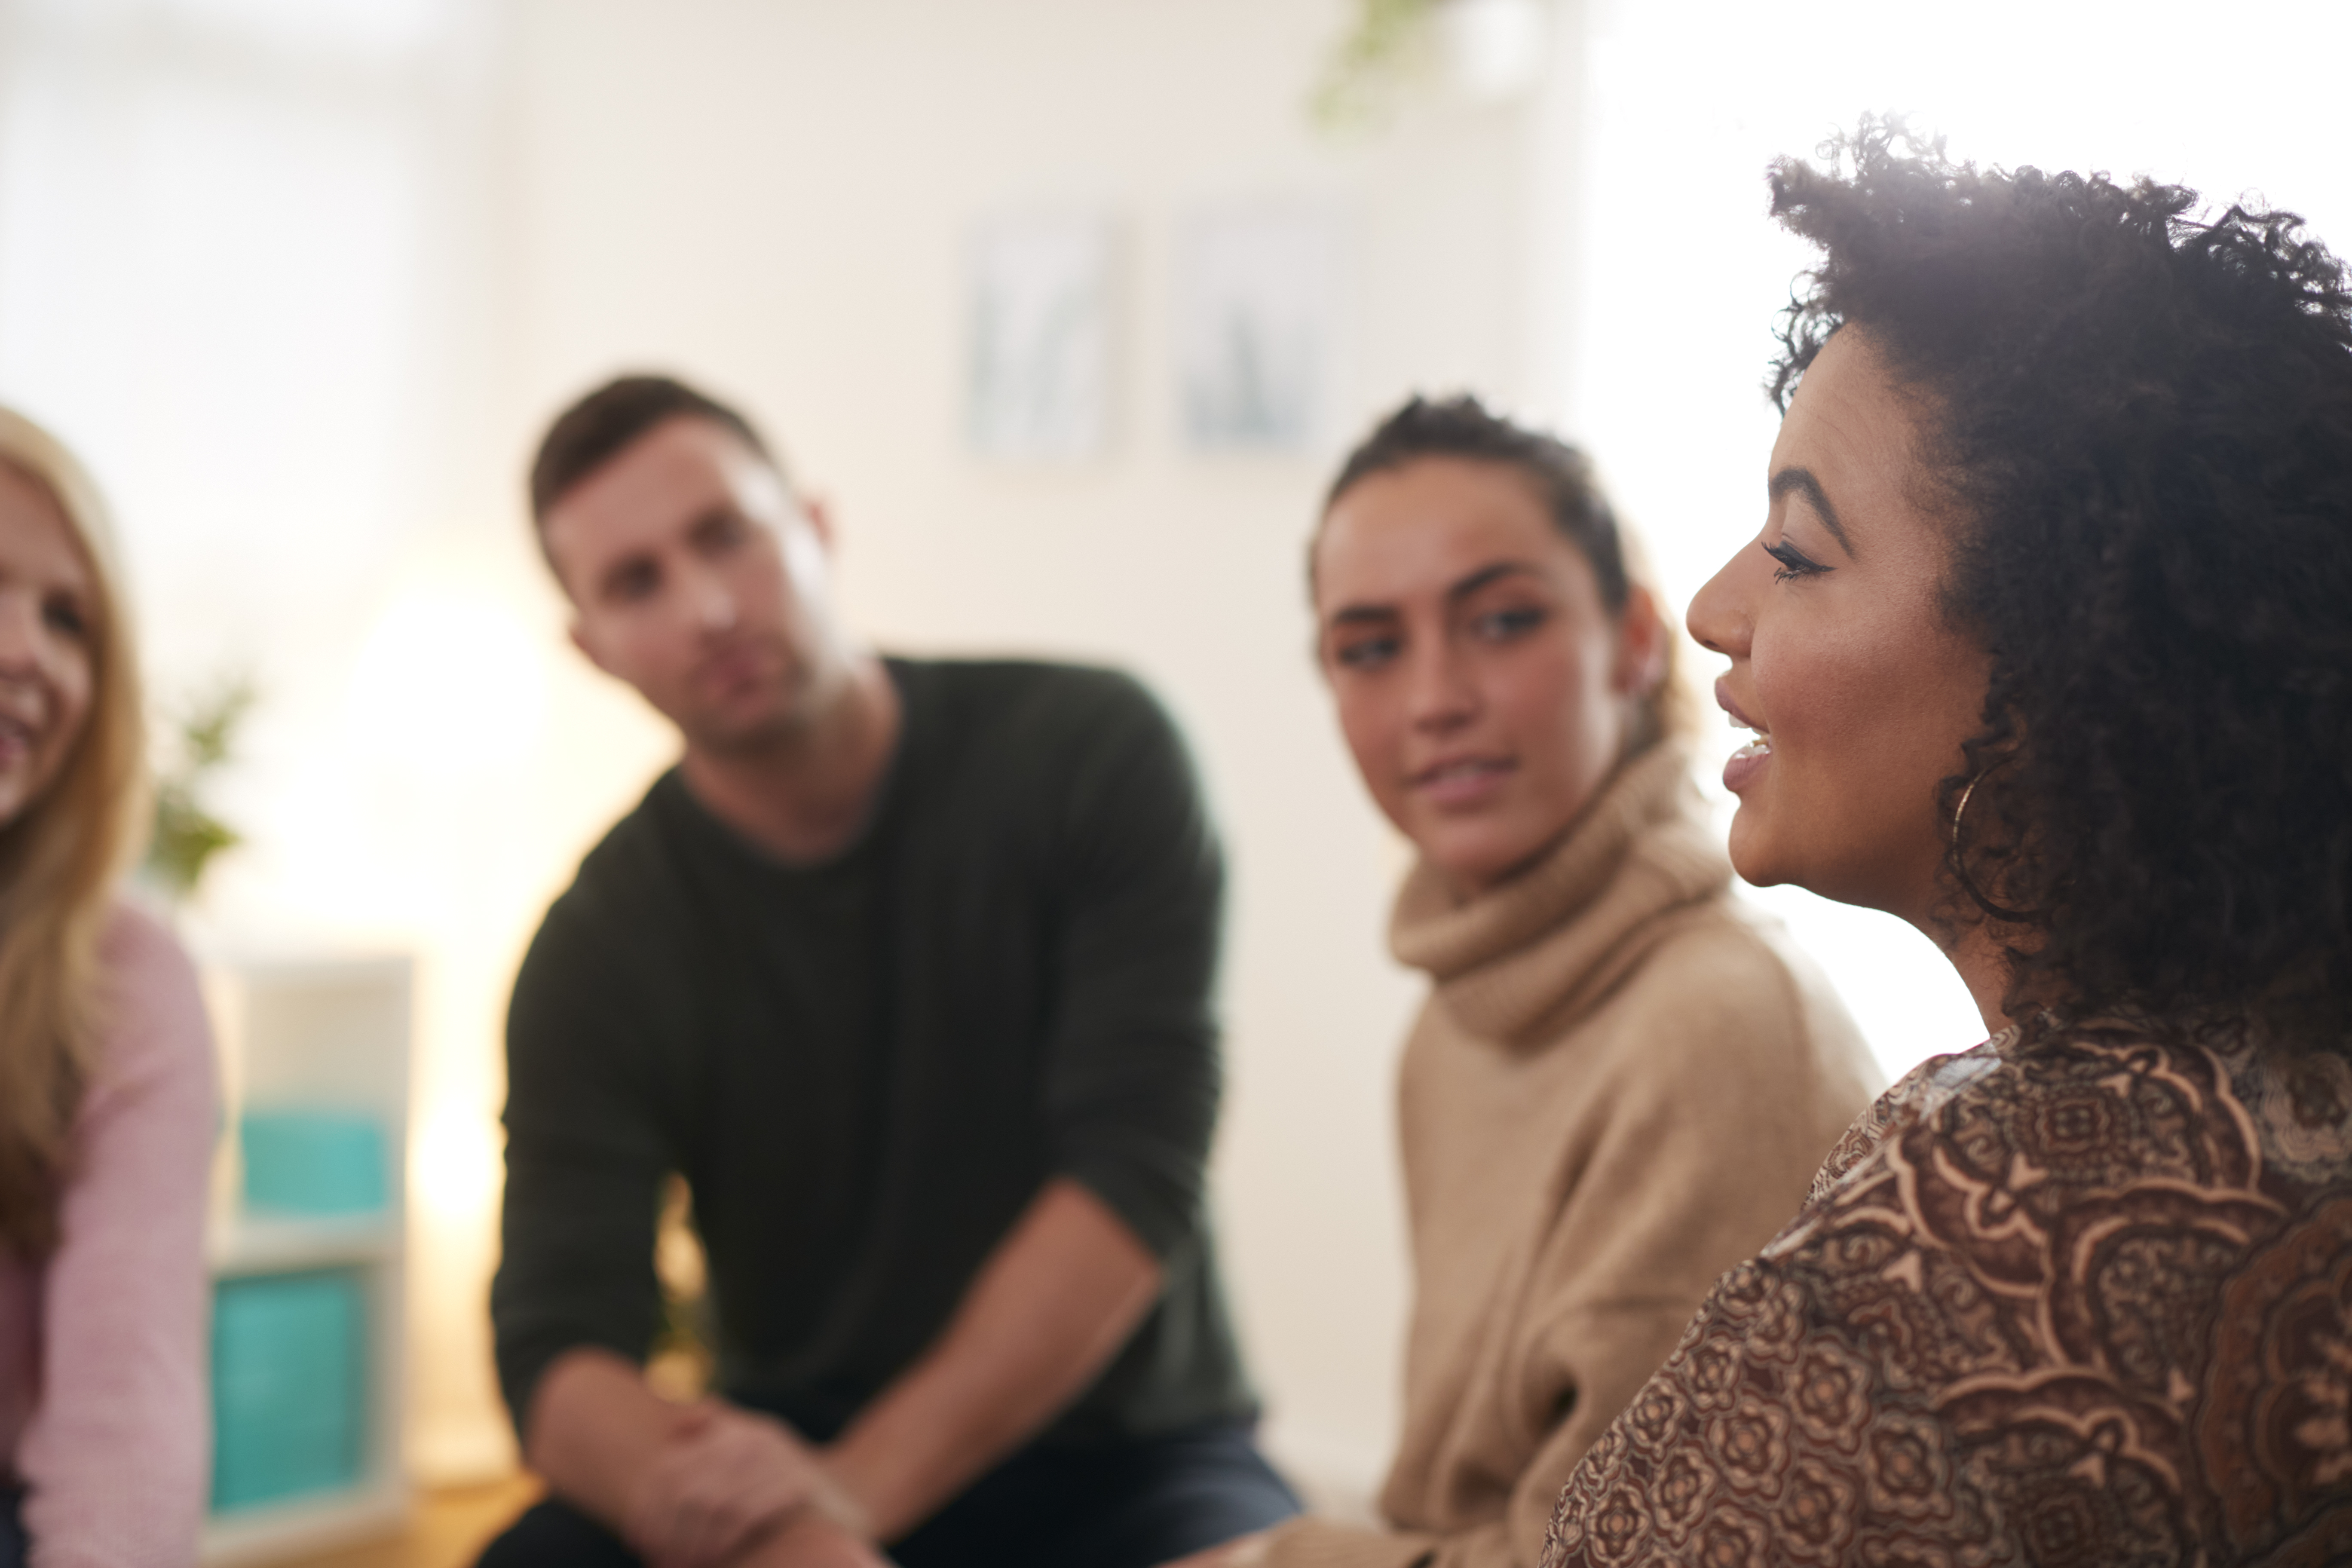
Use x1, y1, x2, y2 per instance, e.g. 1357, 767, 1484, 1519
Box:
1762, 539, 1829, 582
1476, 606, 1547, 636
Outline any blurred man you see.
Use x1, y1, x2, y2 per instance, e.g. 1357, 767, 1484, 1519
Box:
479, 376, 1294, 1568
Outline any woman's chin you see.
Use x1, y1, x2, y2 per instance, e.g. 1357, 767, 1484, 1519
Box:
1420, 823, 1569, 898
1724, 810, 1791, 890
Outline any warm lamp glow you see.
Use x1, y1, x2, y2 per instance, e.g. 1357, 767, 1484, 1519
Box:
412, 1102, 500, 1226
344, 587, 549, 779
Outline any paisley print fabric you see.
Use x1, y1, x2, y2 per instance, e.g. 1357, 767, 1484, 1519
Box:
1540, 1026, 2352, 1567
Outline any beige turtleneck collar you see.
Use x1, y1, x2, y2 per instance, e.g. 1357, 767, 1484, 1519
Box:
1388, 740, 1732, 1045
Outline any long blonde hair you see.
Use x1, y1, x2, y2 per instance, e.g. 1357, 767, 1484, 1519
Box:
0, 408, 147, 1258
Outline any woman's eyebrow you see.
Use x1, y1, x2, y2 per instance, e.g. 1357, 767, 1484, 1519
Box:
1768, 466, 1856, 557
1446, 560, 1540, 600
1327, 560, 1542, 625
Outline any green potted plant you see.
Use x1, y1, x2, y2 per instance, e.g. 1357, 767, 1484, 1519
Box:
144, 676, 254, 905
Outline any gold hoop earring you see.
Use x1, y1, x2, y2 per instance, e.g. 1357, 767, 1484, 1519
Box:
1951, 773, 1983, 848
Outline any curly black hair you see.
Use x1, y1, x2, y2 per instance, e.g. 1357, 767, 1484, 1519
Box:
1769, 118, 2352, 1047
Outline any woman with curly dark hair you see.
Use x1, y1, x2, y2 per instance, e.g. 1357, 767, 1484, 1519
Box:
1538, 121, 2352, 1566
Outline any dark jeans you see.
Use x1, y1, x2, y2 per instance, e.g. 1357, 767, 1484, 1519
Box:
0, 1488, 21, 1568
476, 1421, 1298, 1568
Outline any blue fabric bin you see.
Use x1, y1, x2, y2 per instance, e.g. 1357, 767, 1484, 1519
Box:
210, 1270, 367, 1512
240, 1110, 388, 1216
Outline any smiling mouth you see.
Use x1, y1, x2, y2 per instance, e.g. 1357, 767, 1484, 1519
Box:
1729, 722, 1772, 763
1713, 678, 1772, 761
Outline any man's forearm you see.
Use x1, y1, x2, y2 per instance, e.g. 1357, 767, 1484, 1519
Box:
822, 1177, 1165, 1541
530, 1348, 878, 1568
525, 1346, 701, 1534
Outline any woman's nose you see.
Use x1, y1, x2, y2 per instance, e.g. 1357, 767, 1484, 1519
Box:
1406, 642, 1477, 730
0, 589, 41, 671
1687, 546, 1752, 658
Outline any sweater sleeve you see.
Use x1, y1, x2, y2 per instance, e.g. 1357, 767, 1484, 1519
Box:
20, 905, 218, 1568
1497, 934, 1866, 1492
490, 898, 672, 1432
1257, 1519, 1440, 1568
1271, 925, 1873, 1568
1259, 1303, 1690, 1568
1035, 674, 1225, 1262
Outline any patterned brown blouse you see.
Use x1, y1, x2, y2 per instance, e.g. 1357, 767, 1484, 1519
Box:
1539, 1024, 2352, 1567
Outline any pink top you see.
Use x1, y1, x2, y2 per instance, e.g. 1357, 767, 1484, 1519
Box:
0, 904, 216, 1568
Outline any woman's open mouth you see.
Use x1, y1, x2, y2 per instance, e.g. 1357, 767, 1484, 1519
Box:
1722, 726, 1772, 793
1714, 679, 1772, 793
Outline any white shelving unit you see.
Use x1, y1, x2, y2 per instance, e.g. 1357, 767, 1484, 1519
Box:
200, 954, 413, 1568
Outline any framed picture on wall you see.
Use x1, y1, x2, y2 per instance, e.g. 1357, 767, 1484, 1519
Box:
966, 211, 1115, 461
1174, 202, 1344, 453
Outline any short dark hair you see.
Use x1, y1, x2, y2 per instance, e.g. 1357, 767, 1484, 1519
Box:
528, 374, 778, 524
1769, 118, 2352, 1045
1318, 394, 1631, 609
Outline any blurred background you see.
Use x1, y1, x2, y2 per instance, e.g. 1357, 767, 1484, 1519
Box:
6, 0, 2349, 1546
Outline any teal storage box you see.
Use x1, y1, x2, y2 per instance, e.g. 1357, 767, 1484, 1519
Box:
240, 1110, 387, 1216
211, 1270, 367, 1511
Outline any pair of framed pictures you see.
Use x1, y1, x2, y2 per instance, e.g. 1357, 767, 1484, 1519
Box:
968, 205, 1342, 461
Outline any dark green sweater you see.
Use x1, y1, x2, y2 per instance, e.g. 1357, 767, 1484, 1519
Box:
491, 658, 1257, 1445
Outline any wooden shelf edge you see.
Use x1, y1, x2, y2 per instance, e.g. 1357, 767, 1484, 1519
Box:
209, 1216, 402, 1276
201, 1483, 410, 1568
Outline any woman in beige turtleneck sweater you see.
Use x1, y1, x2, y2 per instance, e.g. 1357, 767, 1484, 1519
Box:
1169, 397, 1878, 1568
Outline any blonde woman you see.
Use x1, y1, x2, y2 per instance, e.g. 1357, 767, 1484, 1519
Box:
0, 408, 215, 1567
1179, 396, 1879, 1568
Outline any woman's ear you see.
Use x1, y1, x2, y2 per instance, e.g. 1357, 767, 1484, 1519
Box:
1612, 582, 1670, 699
